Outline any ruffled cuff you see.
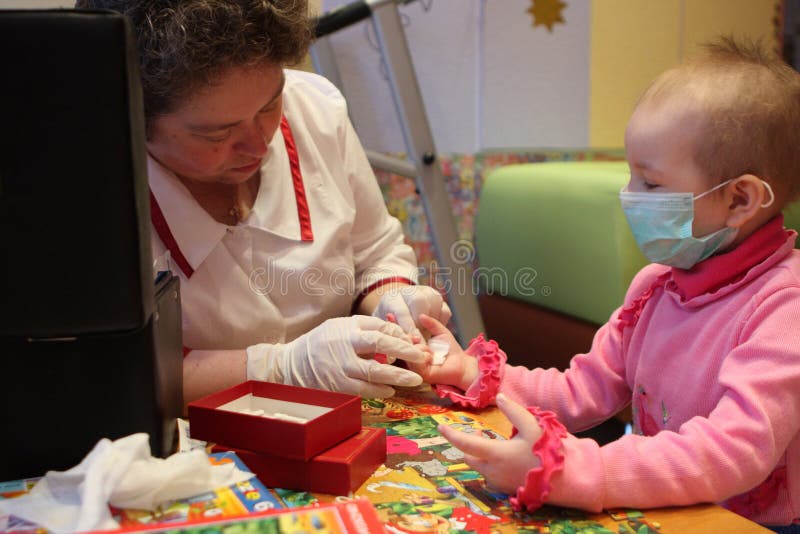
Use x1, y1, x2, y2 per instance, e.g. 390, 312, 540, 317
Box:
435, 334, 506, 408
509, 407, 568, 513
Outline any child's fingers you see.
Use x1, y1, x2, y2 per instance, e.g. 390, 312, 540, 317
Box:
460, 452, 490, 474
496, 394, 542, 443
438, 424, 496, 460
418, 314, 450, 337
439, 424, 513, 493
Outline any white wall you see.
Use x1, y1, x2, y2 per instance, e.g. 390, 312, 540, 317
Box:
322, 0, 479, 154
480, 0, 589, 150
320, 0, 590, 153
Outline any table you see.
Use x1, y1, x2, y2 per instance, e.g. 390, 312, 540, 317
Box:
340, 386, 771, 533
0, 391, 770, 533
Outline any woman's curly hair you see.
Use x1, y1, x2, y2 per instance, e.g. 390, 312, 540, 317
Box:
75, 0, 312, 128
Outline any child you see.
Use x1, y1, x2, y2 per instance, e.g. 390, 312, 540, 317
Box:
412, 37, 800, 532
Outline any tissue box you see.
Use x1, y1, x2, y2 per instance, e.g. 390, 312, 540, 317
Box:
188, 381, 361, 460
212, 426, 386, 496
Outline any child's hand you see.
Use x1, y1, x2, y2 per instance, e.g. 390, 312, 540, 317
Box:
406, 314, 478, 391
437, 394, 543, 495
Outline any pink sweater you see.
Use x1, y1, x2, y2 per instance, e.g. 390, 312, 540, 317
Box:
495, 217, 800, 524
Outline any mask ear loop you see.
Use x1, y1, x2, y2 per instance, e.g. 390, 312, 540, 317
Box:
761, 181, 775, 208
694, 178, 734, 200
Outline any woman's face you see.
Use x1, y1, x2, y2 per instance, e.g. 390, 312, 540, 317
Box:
147, 62, 284, 185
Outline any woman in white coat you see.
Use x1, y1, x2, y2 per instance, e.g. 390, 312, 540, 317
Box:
76, 0, 450, 404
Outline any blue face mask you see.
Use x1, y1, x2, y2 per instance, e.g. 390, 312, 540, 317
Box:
619, 179, 739, 270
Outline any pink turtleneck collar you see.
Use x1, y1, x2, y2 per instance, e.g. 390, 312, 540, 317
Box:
617, 215, 796, 333
671, 215, 795, 301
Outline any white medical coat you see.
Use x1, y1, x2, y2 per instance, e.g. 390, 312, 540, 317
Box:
149, 70, 418, 350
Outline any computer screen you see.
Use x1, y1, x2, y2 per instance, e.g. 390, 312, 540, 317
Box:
0, 10, 182, 480
0, 9, 153, 338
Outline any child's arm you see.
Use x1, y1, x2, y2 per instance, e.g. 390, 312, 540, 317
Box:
457, 289, 800, 515
412, 311, 633, 430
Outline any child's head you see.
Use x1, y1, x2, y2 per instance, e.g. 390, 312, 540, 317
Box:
623, 36, 800, 264
629, 36, 800, 202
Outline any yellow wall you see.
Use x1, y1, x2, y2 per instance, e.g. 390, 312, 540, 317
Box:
589, 0, 778, 148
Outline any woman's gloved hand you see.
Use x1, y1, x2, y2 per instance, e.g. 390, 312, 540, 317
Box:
245, 316, 425, 398
373, 285, 452, 338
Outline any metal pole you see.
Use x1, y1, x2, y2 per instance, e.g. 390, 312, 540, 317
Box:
368, 2, 485, 342
365, 150, 417, 178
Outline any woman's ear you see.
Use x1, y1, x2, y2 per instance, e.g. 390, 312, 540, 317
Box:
725, 174, 774, 228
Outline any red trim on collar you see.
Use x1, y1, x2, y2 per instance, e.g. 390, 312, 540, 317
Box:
150, 190, 195, 278
672, 215, 792, 300
351, 276, 415, 314
280, 115, 314, 242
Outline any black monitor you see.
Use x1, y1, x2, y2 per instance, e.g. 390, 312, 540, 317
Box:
0, 9, 183, 480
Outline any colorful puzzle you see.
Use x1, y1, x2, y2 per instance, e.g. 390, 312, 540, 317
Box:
286, 390, 659, 534
0, 389, 661, 534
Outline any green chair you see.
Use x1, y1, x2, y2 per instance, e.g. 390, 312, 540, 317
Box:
475, 161, 635, 370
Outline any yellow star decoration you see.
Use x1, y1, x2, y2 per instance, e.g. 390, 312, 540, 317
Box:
527, 0, 567, 32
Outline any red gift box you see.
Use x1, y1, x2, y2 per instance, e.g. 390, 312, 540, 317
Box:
188, 381, 361, 460
212, 425, 387, 496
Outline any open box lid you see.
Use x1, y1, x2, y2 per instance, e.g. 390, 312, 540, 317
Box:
188, 381, 362, 460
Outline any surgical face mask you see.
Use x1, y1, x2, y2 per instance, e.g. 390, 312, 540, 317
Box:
619, 179, 760, 270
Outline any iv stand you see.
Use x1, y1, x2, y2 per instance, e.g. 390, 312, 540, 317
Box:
311, 0, 485, 342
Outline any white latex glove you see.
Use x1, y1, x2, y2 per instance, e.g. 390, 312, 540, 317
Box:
246, 316, 424, 398
373, 285, 452, 337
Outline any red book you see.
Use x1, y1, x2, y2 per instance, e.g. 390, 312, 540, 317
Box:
96, 498, 386, 533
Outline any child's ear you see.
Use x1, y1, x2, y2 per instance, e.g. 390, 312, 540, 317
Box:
725, 174, 773, 228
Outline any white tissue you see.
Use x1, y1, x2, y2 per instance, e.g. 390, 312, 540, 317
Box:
0, 433, 253, 534
429, 339, 450, 365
